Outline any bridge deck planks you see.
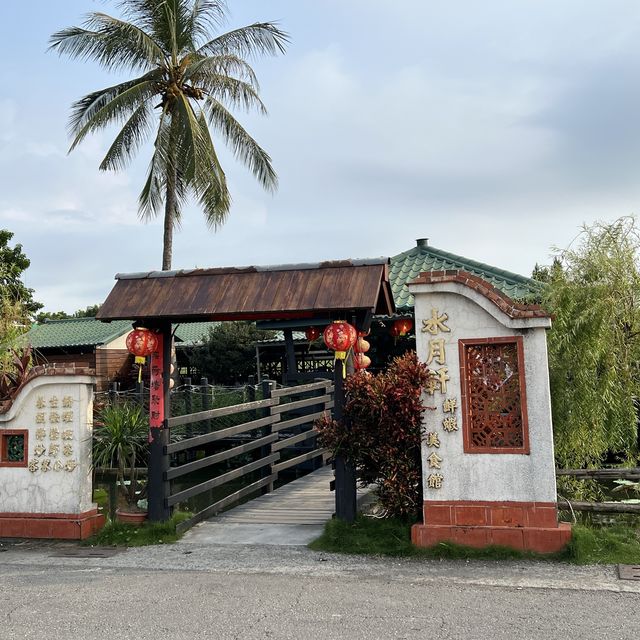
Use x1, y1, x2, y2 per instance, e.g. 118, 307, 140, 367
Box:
208, 466, 367, 526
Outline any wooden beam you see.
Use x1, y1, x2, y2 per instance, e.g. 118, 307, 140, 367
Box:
167, 397, 278, 428
167, 453, 280, 506
165, 414, 279, 454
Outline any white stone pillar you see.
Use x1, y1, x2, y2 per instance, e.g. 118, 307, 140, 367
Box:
409, 271, 570, 553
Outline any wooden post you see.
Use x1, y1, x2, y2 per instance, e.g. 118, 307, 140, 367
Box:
148, 322, 171, 522
284, 329, 296, 384
334, 362, 357, 522
200, 377, 211, 432
184, 376, 192, 439
261, 379, 276, 493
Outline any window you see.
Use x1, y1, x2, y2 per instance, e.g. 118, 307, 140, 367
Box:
459, 337, 530, 454
0, 430, 28, 467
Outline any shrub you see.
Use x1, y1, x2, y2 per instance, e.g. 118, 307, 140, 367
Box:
316, 351, 430, 519
93, 402, 149, 508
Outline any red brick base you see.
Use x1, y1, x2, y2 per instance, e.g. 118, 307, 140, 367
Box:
0, 509, 105, 540
411, 500, 572, 554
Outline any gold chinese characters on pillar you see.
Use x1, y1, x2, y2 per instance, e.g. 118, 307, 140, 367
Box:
28, 395, 78, 473
421, 309, 461, 490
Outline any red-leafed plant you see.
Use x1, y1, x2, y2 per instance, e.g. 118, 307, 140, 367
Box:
0, 345, 32, 402
316, 351, 431, 519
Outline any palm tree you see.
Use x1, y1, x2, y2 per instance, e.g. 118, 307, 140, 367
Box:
50, 1, 287, 270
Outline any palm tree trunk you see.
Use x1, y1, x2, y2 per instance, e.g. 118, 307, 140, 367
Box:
162, 149, 177, 271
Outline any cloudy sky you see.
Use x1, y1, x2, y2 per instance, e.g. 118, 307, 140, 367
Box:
2, 1, 640, 313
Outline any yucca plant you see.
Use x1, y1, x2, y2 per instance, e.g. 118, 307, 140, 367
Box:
94, 402, 149, 508
0, 345, 32, 403
49, 1, 287, 270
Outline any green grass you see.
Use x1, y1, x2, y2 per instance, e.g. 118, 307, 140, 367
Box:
92, 488, 108, 510
309, 516, 640, 565
568, 523, 640, 565
84, 511, 192, 547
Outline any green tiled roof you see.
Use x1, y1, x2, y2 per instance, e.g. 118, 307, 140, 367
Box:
174, 322, 219, 346
27, 318, 132, 349
390, 242, 538, 312
28, 318, 220, 350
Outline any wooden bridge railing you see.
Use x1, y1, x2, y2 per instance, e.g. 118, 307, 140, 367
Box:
164, 379, 334, 533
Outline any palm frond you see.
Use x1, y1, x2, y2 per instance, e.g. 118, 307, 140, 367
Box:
99, 102, 154, 171
69, 70, 161, 135
197, 22, 289, 59
69, 79, 157, 152
49, 12, 167, 72
139, 110, 171, 220
185, 53, 259, 89
194, 110, 229, 227
205, 98, 277, 192
195, 74, 266, 114
188, 0, 227, 42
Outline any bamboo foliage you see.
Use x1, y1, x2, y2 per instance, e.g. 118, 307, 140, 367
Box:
540, 217, 640, 469
50, 0, 288, 270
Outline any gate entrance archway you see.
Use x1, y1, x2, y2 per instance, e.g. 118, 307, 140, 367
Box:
97, 259, 395, 527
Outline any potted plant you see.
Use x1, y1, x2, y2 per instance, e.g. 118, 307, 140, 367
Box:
93, 401, 149, 523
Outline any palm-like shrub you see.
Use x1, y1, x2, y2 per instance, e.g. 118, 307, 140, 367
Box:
94, 402, 149, 508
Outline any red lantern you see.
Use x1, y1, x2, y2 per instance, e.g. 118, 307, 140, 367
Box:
356, 337, 370, 353
354, 353, 372, 370
126, 328, 158, 382
389, 324, 401, 337
323, 320, 357, 365
305, 327, 321, 342
393, 318, 413, 336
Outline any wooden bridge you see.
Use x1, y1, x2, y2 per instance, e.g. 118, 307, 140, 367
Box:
180, 465, 370, 545
164, 380, 337, 535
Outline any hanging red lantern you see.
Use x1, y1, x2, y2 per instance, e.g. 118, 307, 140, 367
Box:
356, 337, 370, 353
323, 321, 357, 376
323, 321, 357, 357
305, 327, 321, 342
354, 353, 372, 370
126, 328, 158, 382
393, 318, 413, 336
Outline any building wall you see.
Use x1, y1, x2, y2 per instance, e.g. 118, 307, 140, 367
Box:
95, 349, 133, 391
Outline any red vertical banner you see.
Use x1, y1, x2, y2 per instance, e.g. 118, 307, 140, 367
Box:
149, 332, 165, 429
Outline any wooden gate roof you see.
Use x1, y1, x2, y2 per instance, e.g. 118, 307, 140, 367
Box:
97, 259, 395, 323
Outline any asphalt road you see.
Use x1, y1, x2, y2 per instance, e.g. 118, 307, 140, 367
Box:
1, 540, 639, 640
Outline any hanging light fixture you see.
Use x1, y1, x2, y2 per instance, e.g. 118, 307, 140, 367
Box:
323, 320, 357, 377
392, 318, 413, 336
305, 327, 321, 342
125, 328, 158, 383
354, 353, 372, 370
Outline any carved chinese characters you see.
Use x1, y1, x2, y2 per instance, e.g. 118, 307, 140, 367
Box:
422, 309, 459, 490
421, 309, 461, 490
149, 333, 165, 429
28, 395, 77, 473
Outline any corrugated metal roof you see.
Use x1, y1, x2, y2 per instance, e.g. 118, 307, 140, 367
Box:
27, 318, 132, 349
98, 260, 395, 321
390, 242, 538, 312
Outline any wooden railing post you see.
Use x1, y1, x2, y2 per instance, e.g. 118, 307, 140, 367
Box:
200, 377, 211, 433
261, 379, 276, 493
